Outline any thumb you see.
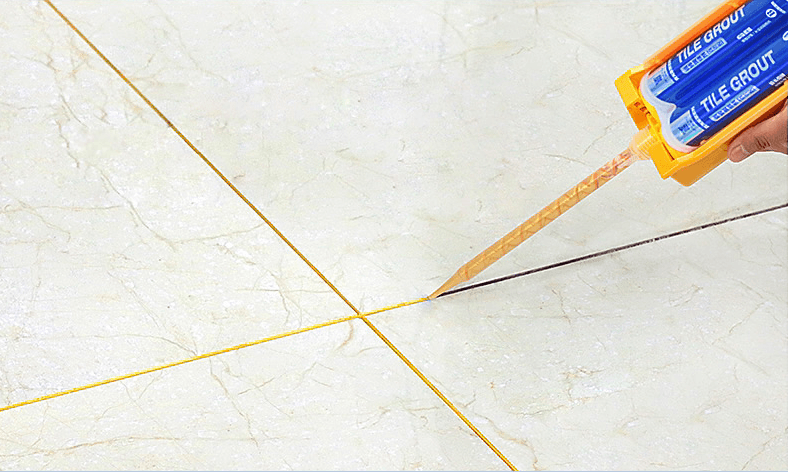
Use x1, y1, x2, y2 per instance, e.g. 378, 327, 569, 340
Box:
728, 102, 788, 163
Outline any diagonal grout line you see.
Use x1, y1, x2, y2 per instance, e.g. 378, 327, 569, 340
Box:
0, 298, 427, 415
355, 207, 786, 469
42, 2, 516, 465
440, 202, 788, 297
0, 313, 358, 414
2, 294, 519, 467
43, 0, 361, 316
359, 317, 518, 471
28, 2, 788, 461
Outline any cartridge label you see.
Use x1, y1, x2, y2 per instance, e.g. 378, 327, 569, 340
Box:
672, 110, 705, 143
645, 0, 787, 107
666, 39, 788, 148
648, 64, 675, 96
679, 37, 727, 74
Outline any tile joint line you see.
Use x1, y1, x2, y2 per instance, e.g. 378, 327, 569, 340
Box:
42, 2, 515, 467
1, 296, 517, 468
360, 317, 518, 471
42, 0, 360, 315
440, 202, 788, 298
0, 298, 425, 415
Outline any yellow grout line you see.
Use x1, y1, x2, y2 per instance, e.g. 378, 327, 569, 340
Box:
359, 297, 427, 317
2, 296, 517, 469
43, 0, 361, 316
41, 1, 516, 468
1, 298, 425, 415
0, 313, 359, 414
359, 317, 518, 471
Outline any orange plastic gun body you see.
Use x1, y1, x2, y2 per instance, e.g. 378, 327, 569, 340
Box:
429, 0, 787, 299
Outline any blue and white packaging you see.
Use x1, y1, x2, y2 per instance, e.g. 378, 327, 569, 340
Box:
641, 0, 788, 151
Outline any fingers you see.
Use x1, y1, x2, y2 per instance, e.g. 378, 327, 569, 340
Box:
728, 102, 788, 163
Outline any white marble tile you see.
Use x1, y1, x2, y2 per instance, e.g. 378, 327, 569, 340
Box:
50, 0, 788, 310
374, 211, 788, 470
3, 0, 787, 470
0, 1, 353, 407
0, 319, 504, 470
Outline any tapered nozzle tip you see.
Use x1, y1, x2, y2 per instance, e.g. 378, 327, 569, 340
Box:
428, 273, 464, 300
427, 287, 445, 300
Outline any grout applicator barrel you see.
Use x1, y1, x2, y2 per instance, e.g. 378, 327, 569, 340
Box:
430, 0, 787, 299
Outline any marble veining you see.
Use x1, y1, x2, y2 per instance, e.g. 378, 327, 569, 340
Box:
1, 0, 786, 470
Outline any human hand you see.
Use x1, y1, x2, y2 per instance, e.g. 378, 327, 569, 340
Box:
727, 101, 787, 162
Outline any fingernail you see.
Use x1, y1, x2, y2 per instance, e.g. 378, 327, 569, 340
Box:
729, 144, 748, 162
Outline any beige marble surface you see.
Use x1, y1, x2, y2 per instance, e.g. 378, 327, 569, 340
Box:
0, 320, 503, 470
0, 0, 354, 408
376, 211, 788, 469
1, 0, 786, 470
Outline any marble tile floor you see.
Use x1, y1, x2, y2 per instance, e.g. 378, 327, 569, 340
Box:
1, 0, 786, 470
